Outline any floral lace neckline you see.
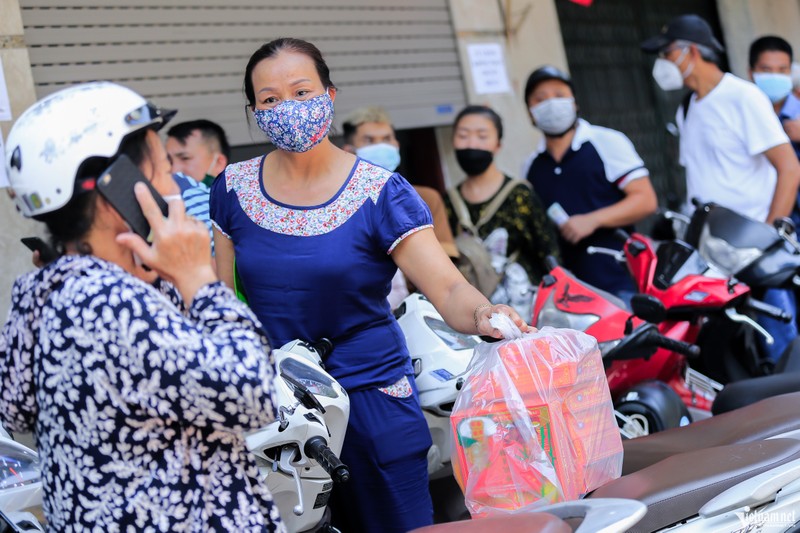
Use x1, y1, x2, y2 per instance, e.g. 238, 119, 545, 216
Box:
225, 156, 393, 237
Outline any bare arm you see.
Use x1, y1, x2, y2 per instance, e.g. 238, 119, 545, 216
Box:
392, 227, 529, 336
765, 143, 800, 223
560, 177, 658, 244
214, 227, 235, 290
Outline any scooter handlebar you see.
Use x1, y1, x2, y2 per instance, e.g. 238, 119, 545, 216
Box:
305, 436, 350, 483
613, 228, 631, 243
647, 330, 701, 358
742, 298, 793, 323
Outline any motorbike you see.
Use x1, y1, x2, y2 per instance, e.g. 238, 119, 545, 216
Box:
394, 292, 482, 479
533, 232, 800, 435
683, 201, 800, 379
412, 498, 647, 532
588, 435, 800, 532
397, 290, 800, 531
531, 252, 715, 432
0, 339, 350, 533
683, 201, 800, 291
244, 338, 350, 533
590, 228, 795, 377
0, 429, 44, 532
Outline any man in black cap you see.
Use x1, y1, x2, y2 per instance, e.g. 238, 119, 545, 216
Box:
641, 14, 799, 225
642, 14, 800, 364
521, 65, 657, 299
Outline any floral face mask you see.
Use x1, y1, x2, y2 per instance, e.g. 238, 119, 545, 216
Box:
253, 92, 334, 153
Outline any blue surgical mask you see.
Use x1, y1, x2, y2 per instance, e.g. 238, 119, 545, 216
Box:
355, 143, 401, 171
753, 72, 793, 103
253, 92, 334, 153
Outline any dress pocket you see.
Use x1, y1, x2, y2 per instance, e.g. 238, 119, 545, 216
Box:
378, 375, 414, 399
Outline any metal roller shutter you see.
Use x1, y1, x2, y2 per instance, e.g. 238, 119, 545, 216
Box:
19, 0, 467, 146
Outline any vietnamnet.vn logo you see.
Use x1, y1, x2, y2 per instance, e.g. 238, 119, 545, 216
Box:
734, 508, 796, 532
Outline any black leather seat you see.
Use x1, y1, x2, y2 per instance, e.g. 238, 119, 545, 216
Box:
592, 438, 800, 532
622, 391, 800, 474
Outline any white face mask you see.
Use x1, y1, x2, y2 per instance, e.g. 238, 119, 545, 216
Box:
355, 142, 401, 171
753, 72, 793, 103
652, 47, 692, 91
529, 97, 577, 136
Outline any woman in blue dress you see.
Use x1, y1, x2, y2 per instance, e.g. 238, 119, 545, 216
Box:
210, 38, 530, 532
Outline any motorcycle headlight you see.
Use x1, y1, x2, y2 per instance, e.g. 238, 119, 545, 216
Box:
423, 316, 481, 351
699, 226, 760, 275
0, 441, 40, 489
536, 292, 599, 331
279, 357, 338, 399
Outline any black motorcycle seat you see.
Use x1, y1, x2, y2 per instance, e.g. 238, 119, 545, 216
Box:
622, 391, 800, 474
410, 512, 570, 533
591, 438, 800, 533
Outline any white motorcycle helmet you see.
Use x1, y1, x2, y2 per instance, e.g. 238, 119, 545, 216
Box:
4, 82, 175, 218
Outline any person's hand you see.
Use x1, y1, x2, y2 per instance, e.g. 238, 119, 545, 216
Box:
31, 251, 44, 268
116, 183, 216, 304
475, 303, 537, 339
784, 117, 800, 143
560, 214, 599, 244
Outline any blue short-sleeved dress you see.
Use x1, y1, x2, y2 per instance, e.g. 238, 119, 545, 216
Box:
210, 155, 435, 532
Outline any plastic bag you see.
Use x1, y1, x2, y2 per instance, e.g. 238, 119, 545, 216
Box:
450, 314, 623, 516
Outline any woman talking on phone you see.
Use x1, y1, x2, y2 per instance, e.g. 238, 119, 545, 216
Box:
210, 38, 530, 532
1, 83, 283, 532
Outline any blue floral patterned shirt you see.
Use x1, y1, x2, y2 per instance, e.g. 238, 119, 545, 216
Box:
0, 255, 285, 532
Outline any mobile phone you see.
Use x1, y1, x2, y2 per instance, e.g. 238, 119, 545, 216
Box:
546, 202, 570, 226
95, 154, 169, 241
20, 236, 57, 264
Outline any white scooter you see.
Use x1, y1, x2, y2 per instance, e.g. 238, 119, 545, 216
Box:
0, 428, 44, 531
245, 338, 350, 533
395, 293, 481, 479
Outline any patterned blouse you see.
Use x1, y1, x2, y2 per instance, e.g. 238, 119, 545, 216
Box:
444, 175, 560, 284
210, 157, 432, 392
0, 255, 284, 532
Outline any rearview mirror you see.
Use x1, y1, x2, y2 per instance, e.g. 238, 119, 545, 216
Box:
630, 294, 667, 324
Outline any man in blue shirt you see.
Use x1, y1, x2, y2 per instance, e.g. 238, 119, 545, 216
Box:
521, 66, 658, 298
173, 172, 214, 256
749, 36, 800, 226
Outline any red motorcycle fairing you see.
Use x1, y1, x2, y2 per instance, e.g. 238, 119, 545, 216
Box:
532, 266, 713, 411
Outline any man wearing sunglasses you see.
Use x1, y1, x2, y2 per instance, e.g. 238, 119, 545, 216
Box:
642, 14, 800, 225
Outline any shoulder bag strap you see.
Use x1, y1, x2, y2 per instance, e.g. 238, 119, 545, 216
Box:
447, 186, 479, 235
474, 179, 531, 230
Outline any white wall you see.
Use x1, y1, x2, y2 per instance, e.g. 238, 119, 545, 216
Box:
717, 0, 800, 77
1, 0, 41, 321
441, 0, 569, 187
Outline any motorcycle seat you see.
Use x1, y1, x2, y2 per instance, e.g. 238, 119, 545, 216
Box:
621, 391, 800, 474
409, 512, 570, 533
591, 438, 800, 533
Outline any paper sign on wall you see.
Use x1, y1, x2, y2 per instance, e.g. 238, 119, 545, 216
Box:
0, 58, 11, 122
467, 43, 512, 95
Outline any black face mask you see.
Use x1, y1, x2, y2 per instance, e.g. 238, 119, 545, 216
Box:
455, 148, 494, 176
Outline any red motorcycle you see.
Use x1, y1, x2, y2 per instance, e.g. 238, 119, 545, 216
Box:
531, 231, 792, 435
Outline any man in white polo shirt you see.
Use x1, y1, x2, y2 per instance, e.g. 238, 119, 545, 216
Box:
642, 14, 800, 223
642, 14, 800, 364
